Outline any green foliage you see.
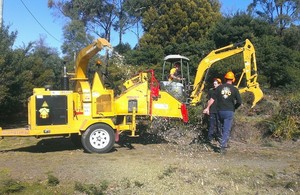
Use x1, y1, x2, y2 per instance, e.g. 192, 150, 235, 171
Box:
0, 171, 76, 194
61, 20, 94, 57
272, 116, 299, 139
187, 104, 206, 125
114, 43, 132, 54
0, 25, 64, 118
140, 0, 221, 48
74, 181, 108, 195
107, 50, 154, 94
210, 13, 275, 47
255, 35, 300, 88
124, 44, 164, 66
0, 179, 25, 194
0, 26, 17, 106
158, 165, 178, 179
47, 174, 60, 186
261, 92, 300, 140
282, 24, 300, 50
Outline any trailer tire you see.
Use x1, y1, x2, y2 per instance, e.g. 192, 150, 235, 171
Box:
81, 124, 115, 153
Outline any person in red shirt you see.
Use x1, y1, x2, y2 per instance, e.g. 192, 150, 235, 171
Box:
204, 78, 222, 144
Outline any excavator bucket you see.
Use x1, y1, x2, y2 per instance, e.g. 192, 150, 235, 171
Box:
241, 85, 264, 108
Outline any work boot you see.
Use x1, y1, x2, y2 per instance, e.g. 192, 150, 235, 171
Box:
220, 147, 227, 155
205, 139, 212, 145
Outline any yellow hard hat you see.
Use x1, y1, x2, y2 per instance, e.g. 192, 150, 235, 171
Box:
224, 71, 235, 82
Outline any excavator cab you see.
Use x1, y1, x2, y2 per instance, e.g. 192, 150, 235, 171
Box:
160, 55, 191, 102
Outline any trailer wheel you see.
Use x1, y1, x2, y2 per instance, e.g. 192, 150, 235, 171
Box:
81, 124, 115, 153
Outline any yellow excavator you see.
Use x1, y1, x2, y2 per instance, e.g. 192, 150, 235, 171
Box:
161, 39, 263, 108
0, 38, 188, 153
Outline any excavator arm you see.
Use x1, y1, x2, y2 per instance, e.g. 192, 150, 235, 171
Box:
190, 39, 263, 107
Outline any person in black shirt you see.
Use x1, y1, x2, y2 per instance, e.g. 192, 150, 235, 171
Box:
203, 71, 242, 154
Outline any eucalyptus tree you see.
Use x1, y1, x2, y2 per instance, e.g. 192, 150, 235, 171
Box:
122, 0, 149, 47
48, 0, 136, 45
48, 0, 105, 52
48, 0, 119, 79
248, 0, 300, 35
113, 0, 138, 45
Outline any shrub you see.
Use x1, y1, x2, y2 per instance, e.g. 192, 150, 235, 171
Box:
47, 174, 60, 186
0, 179, 25, 194
74, 180, 108, 195
260, 92, 300, 140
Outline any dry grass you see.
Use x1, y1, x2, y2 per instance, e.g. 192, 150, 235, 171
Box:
0, 136, 299, 194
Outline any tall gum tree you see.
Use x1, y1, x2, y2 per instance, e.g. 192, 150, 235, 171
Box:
248, 0, 300, 35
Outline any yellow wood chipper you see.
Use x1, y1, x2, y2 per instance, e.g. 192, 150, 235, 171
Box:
0, 38, 188, 153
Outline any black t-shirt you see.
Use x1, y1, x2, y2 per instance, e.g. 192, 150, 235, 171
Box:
207, 88, 218, 113
212, 83, 242, 111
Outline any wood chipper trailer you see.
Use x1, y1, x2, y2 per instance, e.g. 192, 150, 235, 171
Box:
0, 38, 188, 153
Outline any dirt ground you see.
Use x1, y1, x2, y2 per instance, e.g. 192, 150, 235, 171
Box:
0, 134, 299, 195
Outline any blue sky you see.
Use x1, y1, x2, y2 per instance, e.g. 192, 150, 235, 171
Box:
3, 0, 252, 55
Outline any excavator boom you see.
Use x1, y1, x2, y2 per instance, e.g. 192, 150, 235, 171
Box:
190, 39, 263, 107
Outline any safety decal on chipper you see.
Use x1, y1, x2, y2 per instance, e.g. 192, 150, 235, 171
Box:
36, 96, 68, 125
39, 101, 50, 119
153, 103, 168, 109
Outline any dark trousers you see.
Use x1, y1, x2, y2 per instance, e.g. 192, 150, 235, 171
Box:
208, 113, 222, 141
